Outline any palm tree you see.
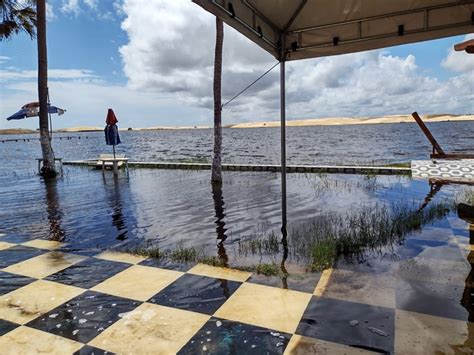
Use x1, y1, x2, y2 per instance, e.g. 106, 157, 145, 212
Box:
211, 17, 223, 185
1, 1, 56, 177
0, 0, 36, 40
36, 0, 56, 177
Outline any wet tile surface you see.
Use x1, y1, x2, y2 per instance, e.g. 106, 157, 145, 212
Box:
138, 257, 196, 272
178, 317, 291, 354
396, 278, 469, 321
4, 252, 86, 279
0, 271, 36, 296
248, 272, 321, 294
0, 280, 84, 324
0, 216, 472, 354
0, 234, 36, 244
0, 326, 83, 354
188, 263, 251, 282
0, 245, 47, 268
215, 282, 312, 334
92, 264, 183, 301
149, 273, 241, 315
45, 258, 131, 289
73, 345, 114, 355
296, 296, 395, 354
0, 318, 18, 336
27, 290, 140, 343
89, 303, 209, 354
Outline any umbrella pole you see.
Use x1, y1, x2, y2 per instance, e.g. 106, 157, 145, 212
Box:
113, 144, 116, 159
47, 87, 53, 140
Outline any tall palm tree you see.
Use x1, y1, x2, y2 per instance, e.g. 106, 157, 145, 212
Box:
1, 1, 56, 177
0, 0, 36, 40
36, 0, 56, 177
211, 17, 223, 185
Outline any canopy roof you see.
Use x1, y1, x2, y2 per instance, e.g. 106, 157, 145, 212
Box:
193, 0, 474, 61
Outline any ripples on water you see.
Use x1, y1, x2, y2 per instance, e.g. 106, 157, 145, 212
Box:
0, 122, 472, 265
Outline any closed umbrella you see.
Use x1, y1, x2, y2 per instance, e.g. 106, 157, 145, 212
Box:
104, 108, 121, 159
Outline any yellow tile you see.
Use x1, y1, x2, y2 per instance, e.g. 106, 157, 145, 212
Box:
0, 241, 15, 250
397, 257, 469, 287
0, 280, 83, 324
90, 303, 209, 354
284, 334, 377, 354
0, 326, 82, 354
395, 309, 474, 354
95, 250, 146, 264
321, 269, 396, 308
188, 263, 251, 282
21, 239, 62, 250
92, 265, 183, 301
4, 252, 85, 279
214, 283, 311, 334
313, 268, 333, 296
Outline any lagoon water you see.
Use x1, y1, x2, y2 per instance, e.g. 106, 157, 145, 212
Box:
1, 121, 472, 267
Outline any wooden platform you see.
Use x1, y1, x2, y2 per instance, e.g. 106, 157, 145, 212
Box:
63, 160, 411, 175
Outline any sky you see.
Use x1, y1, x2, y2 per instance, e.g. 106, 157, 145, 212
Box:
0, 0, 473, 130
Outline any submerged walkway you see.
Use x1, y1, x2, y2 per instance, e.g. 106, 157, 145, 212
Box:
0, 215, 472, 353
63, 160, 411, 175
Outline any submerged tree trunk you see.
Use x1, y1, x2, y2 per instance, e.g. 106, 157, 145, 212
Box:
37, 0, 56, 178
211, 17, 223, 185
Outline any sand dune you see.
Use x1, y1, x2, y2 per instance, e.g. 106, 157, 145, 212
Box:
229, 114, 474, 128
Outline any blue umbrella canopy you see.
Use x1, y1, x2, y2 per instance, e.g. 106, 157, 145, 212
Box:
6, 102, 66, 121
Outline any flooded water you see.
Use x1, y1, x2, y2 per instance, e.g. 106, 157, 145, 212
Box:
1, 122, 473, 353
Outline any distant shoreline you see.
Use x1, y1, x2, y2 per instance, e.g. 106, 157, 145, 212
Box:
1, 114, 472, 135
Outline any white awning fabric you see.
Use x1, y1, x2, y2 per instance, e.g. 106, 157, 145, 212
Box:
192, 0, 474, 61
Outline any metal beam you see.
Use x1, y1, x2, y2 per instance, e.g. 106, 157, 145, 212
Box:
287, 1, 474, 34
282, 0, 307, 33
280, 54, 287, 235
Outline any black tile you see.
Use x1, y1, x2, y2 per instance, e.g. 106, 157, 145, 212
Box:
0, 271, 36, 296
452, 228, 470, 238
398, 238, 463, 261
27, 290, 141, 344
297, 296, 394, 354
45, 258, 130, 289
0, 234, 36, 244
0, 318, 18, 336
178, 317, 290, 354
0, 245, 47, 268
139, 257, 195, 272
396, 278, 469, 321
74, 345, 114, 355
149, 274, 241, 315
247, 272, 321, 293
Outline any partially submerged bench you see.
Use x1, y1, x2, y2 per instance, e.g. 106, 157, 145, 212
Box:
96, 154, 129, 173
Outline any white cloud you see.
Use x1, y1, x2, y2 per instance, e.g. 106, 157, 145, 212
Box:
118, 0, 473, 122
0, 69, 210, 130
0, 68, 98, 81
84, 0, 98, 9
61, 0, 80, 15
441, 34, 474, 73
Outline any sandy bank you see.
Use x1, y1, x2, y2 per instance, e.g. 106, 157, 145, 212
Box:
0, 128, 37, 135
229, 114, 474, 128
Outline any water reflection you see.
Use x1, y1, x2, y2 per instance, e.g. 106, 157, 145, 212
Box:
458, 203, 474, 322
211, 182, 229, 266
103, 174, 128, 241
43, 178, 65, 242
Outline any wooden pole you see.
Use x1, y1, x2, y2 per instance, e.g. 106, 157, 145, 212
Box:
411, 112, 445, 157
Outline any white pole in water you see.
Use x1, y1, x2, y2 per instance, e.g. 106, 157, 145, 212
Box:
280, 59, 287, 234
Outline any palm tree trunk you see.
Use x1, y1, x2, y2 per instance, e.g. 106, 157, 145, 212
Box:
211, 16, 223, 185
37, 0, 56, 177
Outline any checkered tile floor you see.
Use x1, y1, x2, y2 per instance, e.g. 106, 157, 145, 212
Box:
0, 218, 473, 354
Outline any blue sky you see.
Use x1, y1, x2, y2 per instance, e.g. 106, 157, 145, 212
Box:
0, 1, 472, 129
